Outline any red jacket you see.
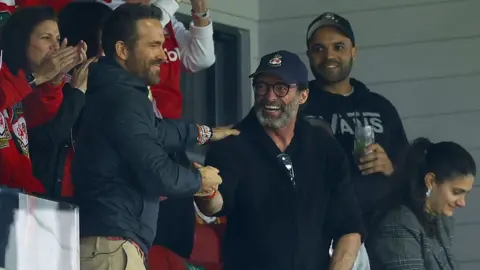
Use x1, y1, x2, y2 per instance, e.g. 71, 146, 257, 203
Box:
15, 0, 70, 11
0, 65, 45, 194
151, 22, 182, 119
23, 80, 78, 197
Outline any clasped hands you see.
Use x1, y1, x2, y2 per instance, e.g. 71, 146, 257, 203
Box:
35, 38, 97, 90
194, 125, 239, 196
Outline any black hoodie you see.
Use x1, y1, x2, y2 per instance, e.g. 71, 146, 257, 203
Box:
303, 78, 409, 228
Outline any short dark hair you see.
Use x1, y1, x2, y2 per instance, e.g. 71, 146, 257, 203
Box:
101, 3, 163, 57
59, 2, 112, 58
1, 6, 56, 75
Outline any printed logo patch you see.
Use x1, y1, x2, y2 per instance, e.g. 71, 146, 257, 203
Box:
0, 113, 11, 149
12, 116, 29, 157
268, 54, 282, 67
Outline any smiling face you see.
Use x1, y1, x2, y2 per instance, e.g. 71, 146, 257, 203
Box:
425, 173, 474, 216
307, 26, 356, 84
121, 18, 166, 85
253, 73, 308, 129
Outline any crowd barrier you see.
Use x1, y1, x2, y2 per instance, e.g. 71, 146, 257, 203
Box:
0, 188, 80, 270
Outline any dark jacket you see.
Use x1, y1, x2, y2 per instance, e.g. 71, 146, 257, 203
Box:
205, 110, 365, 270
303, 78, 409, 228
72, 57, 202, 255
366, 205, 456, 270
24, 83, 85, 199
153, 151, 196, 258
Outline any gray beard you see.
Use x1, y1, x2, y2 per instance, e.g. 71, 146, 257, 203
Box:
255, 95, 301, 130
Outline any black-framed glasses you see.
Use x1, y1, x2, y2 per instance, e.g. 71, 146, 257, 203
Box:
253, 82, 297, 98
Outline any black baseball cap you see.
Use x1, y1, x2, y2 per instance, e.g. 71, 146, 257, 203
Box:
249, 50, 308, 86
306, 12, 355, 46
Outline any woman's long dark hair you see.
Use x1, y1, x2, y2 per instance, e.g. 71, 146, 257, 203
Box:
372, 137, 476, 237
1, 6, 57, 75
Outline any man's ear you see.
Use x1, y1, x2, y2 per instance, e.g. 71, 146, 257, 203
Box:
115, 41, 129, 61
351, 46, 357, 60
299, 89, 309, 104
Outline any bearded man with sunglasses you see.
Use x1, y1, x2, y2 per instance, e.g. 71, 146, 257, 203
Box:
196, 50, 365, 270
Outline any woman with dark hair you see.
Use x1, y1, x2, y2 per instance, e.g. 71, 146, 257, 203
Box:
0, 5, 89, 196
19, 1, 112, 199
366, 137, 476, 270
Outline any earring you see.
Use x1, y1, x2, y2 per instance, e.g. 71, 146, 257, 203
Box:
426, 189, 432, 197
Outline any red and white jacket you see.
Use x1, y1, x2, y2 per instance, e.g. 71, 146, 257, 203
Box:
97, 0, 215, 119
0, 65, 52, 194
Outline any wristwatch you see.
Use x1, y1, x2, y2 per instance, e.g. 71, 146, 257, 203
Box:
191, 9, 210, 20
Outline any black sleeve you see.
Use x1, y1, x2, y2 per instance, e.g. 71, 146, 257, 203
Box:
104, 97, 201, 197
156, 119, 198, 152
326, 137, 366, 242
204, 139, 241, 216
28, 85, 85, 145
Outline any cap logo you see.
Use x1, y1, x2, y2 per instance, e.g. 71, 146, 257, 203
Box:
268, 54, 282, 67
322, 12, 338, 23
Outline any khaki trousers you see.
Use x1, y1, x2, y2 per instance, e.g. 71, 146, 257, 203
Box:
80, 237, 146, 270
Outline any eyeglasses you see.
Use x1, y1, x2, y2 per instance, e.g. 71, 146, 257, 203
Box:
253, 82, 297, 98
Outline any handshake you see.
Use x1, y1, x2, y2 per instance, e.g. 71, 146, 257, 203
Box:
193, 162, 222, 197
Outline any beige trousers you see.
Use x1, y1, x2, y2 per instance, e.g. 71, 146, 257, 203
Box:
80, 237, 146, 270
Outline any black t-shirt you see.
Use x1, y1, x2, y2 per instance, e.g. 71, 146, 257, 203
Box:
205, 110, 365, 270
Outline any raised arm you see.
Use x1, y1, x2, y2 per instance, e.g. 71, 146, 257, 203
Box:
25, 57, 94, 144
170, 12, 215, 71
155, 119, 199, 151
105, 98, 201, 197
150, 0, 215, 71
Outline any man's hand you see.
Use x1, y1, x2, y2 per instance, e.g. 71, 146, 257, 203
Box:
211, 126, 240, 141
358, 143, 394, 176
193, 162, 222, 196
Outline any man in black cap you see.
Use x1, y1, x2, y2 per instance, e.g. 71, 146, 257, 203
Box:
195, 50, 365, 270
303, 13, 409, 232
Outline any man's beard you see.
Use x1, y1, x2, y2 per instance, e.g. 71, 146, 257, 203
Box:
312, 57, 353, 84
125, 54, 161, 85
255, 95, 301, 130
